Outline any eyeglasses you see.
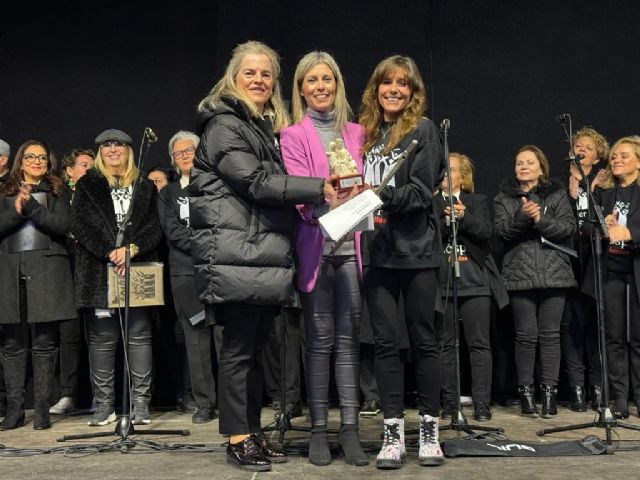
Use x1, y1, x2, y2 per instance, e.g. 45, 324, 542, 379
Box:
101, 141, 127, 149
171, 146, 195, 160
23, 153, 49, 164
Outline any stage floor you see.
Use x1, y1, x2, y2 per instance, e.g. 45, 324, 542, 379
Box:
1, 403, 640, 479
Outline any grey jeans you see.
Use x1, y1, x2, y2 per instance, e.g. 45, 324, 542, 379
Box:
87, 308, 152, 406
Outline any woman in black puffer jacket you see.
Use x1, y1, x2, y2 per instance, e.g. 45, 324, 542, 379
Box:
493, 145, 576, 418
190, 40, 340, 472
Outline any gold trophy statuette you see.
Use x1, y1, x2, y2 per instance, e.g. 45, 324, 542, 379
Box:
327, 139, 363, 193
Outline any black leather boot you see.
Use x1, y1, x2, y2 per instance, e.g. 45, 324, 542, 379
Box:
590, 385, 602, 412
226, 436, 271, 471
540, 384, 558, 418
32, 353, 53, 430
0, 353, 26, 431
569, 386, 587, 412
518, 384, 537, 416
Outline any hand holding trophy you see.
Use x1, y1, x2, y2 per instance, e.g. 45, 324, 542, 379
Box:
327, 139, 363, 194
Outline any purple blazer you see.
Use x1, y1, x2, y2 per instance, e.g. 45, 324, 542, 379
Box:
280, 116, 364, 292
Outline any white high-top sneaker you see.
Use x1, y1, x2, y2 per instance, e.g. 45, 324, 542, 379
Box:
375, 418, 405, 469
418, 414, 444, 466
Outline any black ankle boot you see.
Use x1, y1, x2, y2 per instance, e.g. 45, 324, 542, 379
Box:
590, 385, 602, 412
540, 384, 558, 418
226, 436, 271, 471
308, 427, 332, 466
518, 384, 537, 416
569, 386, 587, 412
339, 424, 369, 466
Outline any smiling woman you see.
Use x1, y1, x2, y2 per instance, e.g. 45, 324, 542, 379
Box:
0, 139, 76, 431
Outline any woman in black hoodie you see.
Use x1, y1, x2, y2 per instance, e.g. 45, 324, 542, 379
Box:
493, 145, 576, 418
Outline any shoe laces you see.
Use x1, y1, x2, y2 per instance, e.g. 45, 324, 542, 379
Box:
382, 422, 401, 447
420, 417, 438, 444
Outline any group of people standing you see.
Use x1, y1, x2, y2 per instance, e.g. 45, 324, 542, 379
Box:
1, 38, 639, 474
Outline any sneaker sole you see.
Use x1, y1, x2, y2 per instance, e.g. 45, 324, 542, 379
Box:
376, 458, 403, 470
419, 457, 445, 466
359, 411, 380, 417
132, 419, 151, 425
87, 412, 116, 426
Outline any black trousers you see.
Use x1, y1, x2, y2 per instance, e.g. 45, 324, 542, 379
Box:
365, 267, 440, 418
261, 307, 302, 406
217, 304, 276, 435
439, 296, 492, 404
510, 288, 566, 386
55, 317, 81, 398
560, 290, 602, 388
171, 275, 218, 410
605, 272, 640, 402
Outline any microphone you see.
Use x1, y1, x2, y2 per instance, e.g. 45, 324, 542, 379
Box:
564, 154, 584, 163
144, 127, 158, 143
555, 113, 570, 124
440, 118, 450, 131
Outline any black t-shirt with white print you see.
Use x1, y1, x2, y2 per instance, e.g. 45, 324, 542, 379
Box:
607, 185, 634, 273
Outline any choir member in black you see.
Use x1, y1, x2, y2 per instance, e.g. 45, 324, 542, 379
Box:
493, 145, 576, 418
587, 136, 640, 419
158, 130, 217, 424
434, 152, 508, 422
562, 127, 608, 411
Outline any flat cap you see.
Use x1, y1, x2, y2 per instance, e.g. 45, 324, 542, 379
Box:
95, 129, 133, 146
0, 139, 10, 156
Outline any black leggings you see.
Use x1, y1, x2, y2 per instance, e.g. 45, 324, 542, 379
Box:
510, 288, 566, 386
301, 254, 361, 427
365, 267, 440, 418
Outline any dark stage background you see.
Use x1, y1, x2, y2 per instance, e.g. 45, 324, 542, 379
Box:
2, 0, 640, 201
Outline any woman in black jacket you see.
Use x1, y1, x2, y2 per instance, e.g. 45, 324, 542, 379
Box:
587, 136, 640, 419
158, 130, 217, 424
434, 152, 508, 423
0, 140, 77, 430
71, 129, 162, 427
493, 145, 576, 418
359, 55, 445, 470
190, 40, 340, 472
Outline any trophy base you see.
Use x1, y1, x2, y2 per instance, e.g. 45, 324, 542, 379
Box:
333, 174, 363, 194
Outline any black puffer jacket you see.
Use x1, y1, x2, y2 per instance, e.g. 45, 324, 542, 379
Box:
493, 178, 576, 291
189, 97, 325, 306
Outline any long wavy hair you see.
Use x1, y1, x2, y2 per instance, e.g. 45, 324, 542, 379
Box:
0, 139, 63, 197
197, 40, 289, 132
359, 55, 427, 154
94, 144, 138, 188
599, 136, 640, 190
290, 51, 352, 131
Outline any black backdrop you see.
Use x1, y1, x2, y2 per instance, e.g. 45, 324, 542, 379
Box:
2, 0, 640, 201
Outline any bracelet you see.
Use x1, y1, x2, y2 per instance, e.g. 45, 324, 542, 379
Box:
129, 243, 139, 256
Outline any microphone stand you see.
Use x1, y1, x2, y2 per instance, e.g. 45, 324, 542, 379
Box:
58, 129, 189, 447
435, 120, 502, 437
536, 114, 640, 450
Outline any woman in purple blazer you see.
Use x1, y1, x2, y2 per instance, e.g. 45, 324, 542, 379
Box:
280, 51, 368, 467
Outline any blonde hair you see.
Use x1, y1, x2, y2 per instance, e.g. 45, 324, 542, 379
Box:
359, 55, 427, 154
450, 152, 475, 193
572, 126, 609, 160
599, 136, 640, 189
291, 51, 352, 131
197, 40, 289, 132
94, 146, 138, 188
